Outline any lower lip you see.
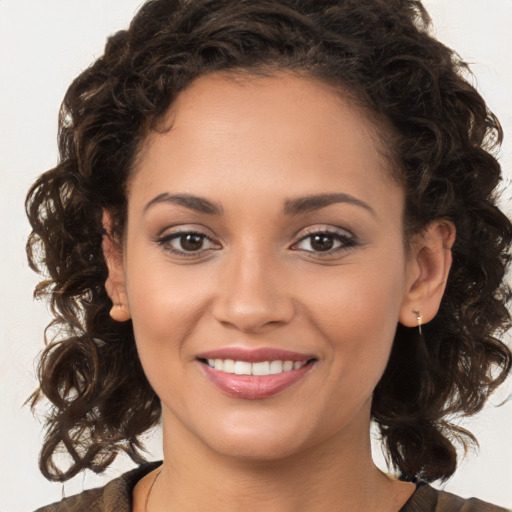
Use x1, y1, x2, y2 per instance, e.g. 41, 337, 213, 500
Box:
200, 361, 314, 400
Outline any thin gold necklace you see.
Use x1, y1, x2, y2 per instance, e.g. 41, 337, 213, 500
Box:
145, 469, 163, 512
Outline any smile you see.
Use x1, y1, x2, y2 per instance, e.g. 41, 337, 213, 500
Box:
205, 359, 307, 375
197, 348, 316, 400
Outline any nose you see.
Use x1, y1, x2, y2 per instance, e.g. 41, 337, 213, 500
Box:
212, 247, 295, 333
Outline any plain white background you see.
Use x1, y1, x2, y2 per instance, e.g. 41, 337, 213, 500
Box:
0, 1, 511, 511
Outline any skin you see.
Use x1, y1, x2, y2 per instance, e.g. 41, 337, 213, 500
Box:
104, 72, 455, 512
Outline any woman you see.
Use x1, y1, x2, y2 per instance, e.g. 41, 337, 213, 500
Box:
26, 0, 511, 510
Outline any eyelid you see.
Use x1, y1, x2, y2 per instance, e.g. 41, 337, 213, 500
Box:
154, 222, 215, 238
290, 226, 358, 255
294, 224, 353, 237
155, 226, 222, 257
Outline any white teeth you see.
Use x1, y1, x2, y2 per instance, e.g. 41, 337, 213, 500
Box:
251, 361, 270, 376
283, 360, 294, 372
269, 360, 283, 374
234, 361, 252, 375
223, 359, 235, 373
206, 358, 308, 375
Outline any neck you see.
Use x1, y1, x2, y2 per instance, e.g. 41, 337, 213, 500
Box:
144, 408, 413, 512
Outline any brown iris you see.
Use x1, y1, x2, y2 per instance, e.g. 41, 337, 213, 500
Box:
310, 234, 334, 252
180, 233, 204, 251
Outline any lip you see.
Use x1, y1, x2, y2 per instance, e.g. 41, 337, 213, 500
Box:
196, 347, 313, 363
196, 347, 316, 400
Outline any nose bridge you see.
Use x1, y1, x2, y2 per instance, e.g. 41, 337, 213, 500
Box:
213, 241, 294, 332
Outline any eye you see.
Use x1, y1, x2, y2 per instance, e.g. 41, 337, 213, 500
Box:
292, 229, 357, 255
156, 230, 220, 256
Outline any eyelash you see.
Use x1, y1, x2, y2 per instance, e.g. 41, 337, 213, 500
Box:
155, 227, 358, 258
156, 230, 220, 257
291, 228, 358, 257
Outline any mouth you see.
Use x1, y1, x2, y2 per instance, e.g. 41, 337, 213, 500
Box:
196, 348, 317, 400
201, 358, 311, 375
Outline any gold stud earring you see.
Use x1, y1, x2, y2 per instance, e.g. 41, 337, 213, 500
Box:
412, 309, 423, 335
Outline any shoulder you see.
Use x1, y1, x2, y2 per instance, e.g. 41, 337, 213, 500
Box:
402, 483, 510, 512
33, 462, 162, 512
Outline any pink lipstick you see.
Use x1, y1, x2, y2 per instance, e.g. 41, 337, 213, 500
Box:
196, 347, 316, 400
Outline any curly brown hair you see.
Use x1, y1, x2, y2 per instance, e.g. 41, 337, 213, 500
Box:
26, 0, 511, 483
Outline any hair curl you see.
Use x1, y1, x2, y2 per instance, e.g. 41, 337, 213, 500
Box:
26, 0, 512, 483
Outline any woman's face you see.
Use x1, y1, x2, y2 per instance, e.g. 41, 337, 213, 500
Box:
115, 73, 421, 461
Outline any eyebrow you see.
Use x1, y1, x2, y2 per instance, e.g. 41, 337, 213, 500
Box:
144, 193, 224, 215
284, 193, 376, 217
144, 191, 375, 217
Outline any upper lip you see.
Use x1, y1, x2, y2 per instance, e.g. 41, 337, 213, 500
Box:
196, 347, 314, 363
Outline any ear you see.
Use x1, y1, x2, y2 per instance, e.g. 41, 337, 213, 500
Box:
399, 219, 456, 328
102, 210, 131, 322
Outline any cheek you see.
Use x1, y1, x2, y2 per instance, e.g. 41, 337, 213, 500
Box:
305, 258, 405, 331
302, 258, 407, 379
123, 246, 216, 368
299, 275, 404, 444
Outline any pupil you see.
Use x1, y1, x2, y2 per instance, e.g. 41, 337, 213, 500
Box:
181, 233, 203, 251
311, 234, 333, 251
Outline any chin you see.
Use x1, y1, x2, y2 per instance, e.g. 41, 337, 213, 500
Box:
208, 433, 309, 463
193, 408, 331, 463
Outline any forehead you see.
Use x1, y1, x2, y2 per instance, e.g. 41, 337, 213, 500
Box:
130, 72, 401, 209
